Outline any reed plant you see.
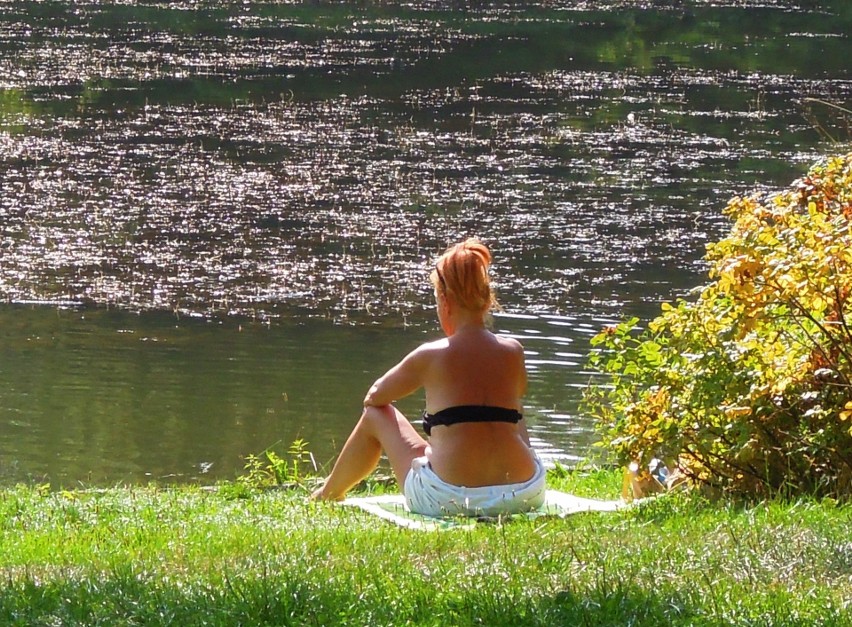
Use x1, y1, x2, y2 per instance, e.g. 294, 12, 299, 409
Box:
1, 469, 849, 626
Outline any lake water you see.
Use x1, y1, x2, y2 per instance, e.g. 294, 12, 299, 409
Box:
0, 0, 849, 486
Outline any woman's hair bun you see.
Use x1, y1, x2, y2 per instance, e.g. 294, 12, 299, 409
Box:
431, 238, 496, 313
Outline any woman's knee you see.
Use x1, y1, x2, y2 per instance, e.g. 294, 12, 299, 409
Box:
360, 404, 400, 433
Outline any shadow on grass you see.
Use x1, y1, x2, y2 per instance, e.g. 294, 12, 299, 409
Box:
0, 571, 705, 626
0, 565, 845, 626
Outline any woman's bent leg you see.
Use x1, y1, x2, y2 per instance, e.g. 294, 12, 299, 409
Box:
312, 405, 427, 501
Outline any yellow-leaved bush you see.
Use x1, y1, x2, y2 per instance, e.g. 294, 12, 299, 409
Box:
585, 153, 852, 498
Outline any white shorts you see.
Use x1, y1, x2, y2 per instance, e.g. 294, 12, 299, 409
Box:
403, 454, 546, 518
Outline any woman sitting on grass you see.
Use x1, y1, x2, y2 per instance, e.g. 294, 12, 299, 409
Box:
312, 238, 545, 517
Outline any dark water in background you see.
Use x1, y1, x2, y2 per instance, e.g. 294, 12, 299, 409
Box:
0, 0, 849, 486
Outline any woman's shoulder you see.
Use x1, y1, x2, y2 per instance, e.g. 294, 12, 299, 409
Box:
418, 337, 451, 353
408, 337, 450, 360
493, 332, 524, 353
416, 331, 520, 357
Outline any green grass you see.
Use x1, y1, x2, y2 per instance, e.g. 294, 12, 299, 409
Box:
0, 470, 850, 626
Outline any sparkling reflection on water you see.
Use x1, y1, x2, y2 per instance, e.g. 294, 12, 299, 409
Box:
0, 0, 849, 485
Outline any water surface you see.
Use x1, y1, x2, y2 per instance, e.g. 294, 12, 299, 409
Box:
0, 0, 849, 485
0, 305, 607, 484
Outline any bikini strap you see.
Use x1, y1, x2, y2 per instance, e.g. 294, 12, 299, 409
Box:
422, 405, 523, 436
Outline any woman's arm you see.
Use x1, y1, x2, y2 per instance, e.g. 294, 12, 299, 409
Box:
363, 345, 430, 407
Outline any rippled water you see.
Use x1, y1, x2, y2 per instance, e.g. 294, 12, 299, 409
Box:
0, 0, 849, 485
0, 305, 608, 484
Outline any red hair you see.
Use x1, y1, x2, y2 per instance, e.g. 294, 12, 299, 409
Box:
431, 238, 497, 313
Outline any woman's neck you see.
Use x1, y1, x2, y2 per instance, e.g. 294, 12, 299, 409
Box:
447, 310, 486, 336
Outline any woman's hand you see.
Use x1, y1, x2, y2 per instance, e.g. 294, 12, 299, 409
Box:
363, 385, 384, 407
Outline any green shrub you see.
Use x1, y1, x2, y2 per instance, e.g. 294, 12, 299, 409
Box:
585, 152, 852, 498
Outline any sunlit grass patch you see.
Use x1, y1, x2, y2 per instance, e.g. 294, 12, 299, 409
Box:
1, 477, 850, 625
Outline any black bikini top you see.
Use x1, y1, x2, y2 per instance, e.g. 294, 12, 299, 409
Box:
421, 405, 523, 436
